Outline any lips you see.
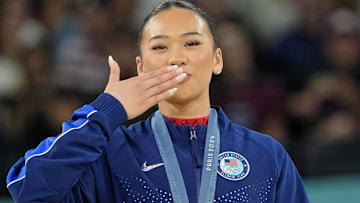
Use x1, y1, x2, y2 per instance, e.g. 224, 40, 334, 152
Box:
182, 72, 191, 81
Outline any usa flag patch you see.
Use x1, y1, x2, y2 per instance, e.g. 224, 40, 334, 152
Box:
218, 151, 250, 181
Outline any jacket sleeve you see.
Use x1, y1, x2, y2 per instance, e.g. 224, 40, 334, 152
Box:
275, 146, 310, 203
6, 93, 128, 203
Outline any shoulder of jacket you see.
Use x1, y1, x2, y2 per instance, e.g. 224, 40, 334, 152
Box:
230, 122, 283, 151
228, 122, 285, 175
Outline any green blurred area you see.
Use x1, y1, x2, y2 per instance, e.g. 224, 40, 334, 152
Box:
304, 174, 360, 203
1, 174, 359, 202
0, 197, 11, 203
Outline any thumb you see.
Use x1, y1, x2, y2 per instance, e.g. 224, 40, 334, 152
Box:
108, 55, 121, 84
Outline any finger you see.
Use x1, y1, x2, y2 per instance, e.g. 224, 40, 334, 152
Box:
108, 55, 121, 84
144, 67, 184, 89
147, 88, 178, 105
145, 72, 187, 98
139, 65, 178, 81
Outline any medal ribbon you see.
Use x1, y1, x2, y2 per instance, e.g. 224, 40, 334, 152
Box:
151, 108, 220, 203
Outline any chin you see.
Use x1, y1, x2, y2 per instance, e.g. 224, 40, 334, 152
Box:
166, 89, 196, 105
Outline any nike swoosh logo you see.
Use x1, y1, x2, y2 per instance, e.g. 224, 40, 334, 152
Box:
142, 161, 164, 172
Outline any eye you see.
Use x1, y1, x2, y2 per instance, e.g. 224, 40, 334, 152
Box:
152, 44, 167, 50
185, 40, 201, 47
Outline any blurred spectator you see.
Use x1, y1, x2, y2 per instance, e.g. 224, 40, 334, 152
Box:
9, 46, 82, 153
286, 71, 360, 175
226, 0, 301, 46
306, 110, 360, 176
133, 0, 165, 28
53, 0, 138, 96
0, 0, 26, 59
17, 0, 70, 50
0, 0, 26, 99
194, 0, 229, 23
23, 48, 52, 91
53, 2, 113, 96
212, 22, 288, 144
0, 58, 24, 99
271, 0, 337, 90
324, 9, 360, 87
104, 29, 138, 79
10, 47, 55, 153
110, 0, 136, 29
287, 71, 360, 137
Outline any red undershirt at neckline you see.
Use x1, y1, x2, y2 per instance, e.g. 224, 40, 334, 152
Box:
164, 115, 209, 127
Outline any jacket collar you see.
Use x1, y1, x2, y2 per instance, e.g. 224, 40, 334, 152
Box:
148, 106, 231, 143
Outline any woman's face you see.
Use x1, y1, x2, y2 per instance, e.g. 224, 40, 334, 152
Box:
136, 7, 223, 104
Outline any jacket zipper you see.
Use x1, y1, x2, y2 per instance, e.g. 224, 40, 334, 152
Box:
190, 127, 201, 201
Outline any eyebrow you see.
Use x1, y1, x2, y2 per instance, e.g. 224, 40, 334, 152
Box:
180, 32, 204, 37
148, 32, 204, 42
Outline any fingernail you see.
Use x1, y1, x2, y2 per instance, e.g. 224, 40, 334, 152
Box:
108, 55, 114, 66
167, 65, 178, 71
176, 68, 183, 74
168, 88, 178, 95
176, 73, 186, 81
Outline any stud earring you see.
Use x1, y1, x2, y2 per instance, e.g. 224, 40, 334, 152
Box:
217, 69, 221, 74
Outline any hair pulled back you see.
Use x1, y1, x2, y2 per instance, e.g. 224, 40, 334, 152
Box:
137, 0, 218, 54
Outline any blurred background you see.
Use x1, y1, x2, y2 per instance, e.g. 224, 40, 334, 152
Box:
0, 0, 360, 202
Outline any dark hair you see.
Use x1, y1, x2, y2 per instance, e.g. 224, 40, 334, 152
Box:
137, 0, 218, 55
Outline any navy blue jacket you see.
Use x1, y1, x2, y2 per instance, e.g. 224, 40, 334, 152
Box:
6, 93, 309, 202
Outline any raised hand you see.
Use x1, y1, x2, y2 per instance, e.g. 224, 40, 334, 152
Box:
104, 56, 186, 120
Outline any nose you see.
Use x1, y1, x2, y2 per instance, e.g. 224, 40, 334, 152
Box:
168, 57, 187, 67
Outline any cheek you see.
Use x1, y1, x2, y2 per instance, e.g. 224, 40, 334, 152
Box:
191, 49, 215, 75
141, 53, 168, 72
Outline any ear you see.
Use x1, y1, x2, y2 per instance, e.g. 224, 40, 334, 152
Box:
136, 56, 145, 76
212, 48, 223, 75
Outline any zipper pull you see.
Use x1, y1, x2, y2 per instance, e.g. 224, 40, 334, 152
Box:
190, 128, 197, 140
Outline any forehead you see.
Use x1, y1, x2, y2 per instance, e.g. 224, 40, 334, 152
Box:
142, 7, 211, 40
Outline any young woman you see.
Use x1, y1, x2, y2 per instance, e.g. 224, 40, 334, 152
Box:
6, 1, 309, 202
